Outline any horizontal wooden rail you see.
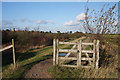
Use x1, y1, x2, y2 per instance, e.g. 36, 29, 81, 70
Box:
59, 49, 77, 52
82, 43, 94, 45
0, 45, 13, 52
59, 42, 77, 45
59, 57, 77, 60
82, 50, 94, 53
81, 57, 93, 60
59, 50, 94, 53
60, 65, 92, 68
60, 65, 77, 68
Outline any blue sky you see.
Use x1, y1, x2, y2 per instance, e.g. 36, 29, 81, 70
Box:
2, 2, 118, 33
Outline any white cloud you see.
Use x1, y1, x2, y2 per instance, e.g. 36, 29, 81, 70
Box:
64, 12, 86, 26
20, 18, 55, 24
64, 20, 79, 26
36, 20, 55, 24
36, 20, 48, 24
76, 13, 86, 21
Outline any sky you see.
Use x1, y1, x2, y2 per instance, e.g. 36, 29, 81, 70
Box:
2, 2, 118, 33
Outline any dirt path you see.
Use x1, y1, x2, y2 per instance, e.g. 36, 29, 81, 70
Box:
24, 59, 52, 78
23, 36, 86, 78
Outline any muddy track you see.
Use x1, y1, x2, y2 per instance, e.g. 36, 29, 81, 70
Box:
24, 59, 52, 78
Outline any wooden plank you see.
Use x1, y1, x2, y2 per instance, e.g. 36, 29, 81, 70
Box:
64, 44, 76, 58
12, 39, 16, 67
77, 40, 82, 68
59, 42, 76, 45
56, 39, 59, 64
81, 57, 93, 60
59, 44, 77, 64
93, 40, 96, 68
0, 45, 13, 52
96, 40, 100, 69
82, 43, 94, 45
85, 53, 92, 65
59, 57, 77, 60
59, 49, 77, 52
60, 65, 77, 68
53, 39, 56, 65
82, 50, 94, 53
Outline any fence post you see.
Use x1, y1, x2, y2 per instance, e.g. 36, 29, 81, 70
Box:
12, 39, 16, 67
77, 39, 82, 68
96, 40, 100, 69
53, 39, 56, 65
56, 39, 59, 65
93, 40, 96, 68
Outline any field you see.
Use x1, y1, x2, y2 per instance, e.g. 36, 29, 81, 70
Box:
1, 31, 119, 78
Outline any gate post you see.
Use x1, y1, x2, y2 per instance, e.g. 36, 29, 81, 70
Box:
93, 40, 96, 68
56, 39, 59, 65
77, 39, 82, 68
12, 28, 16, 67
53, 39, 56, 65
96, 40, 100, 69
12, 39, 16, 67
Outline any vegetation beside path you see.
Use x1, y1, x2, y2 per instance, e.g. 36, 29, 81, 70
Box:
48, 35, 119, 78
2, 37, 85, 78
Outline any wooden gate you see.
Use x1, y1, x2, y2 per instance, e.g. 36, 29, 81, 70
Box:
53, 39, 100, 69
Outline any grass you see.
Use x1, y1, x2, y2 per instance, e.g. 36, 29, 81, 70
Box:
48, 35, 119, 78
48, 65, 118, 78
2, 46, 53, 78
2, 37, 85, 78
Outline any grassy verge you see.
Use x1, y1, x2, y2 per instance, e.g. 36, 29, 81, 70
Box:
2, 46, 53, 78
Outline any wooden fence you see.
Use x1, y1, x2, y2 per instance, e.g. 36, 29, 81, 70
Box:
53, 39, 100, 69
0, 39, 16, 67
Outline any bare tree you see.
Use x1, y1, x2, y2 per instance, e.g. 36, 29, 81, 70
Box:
78, 2, 119, 51
81, 3, 118, 39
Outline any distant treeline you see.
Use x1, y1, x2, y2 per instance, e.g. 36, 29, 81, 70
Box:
2, 30, 85, 47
